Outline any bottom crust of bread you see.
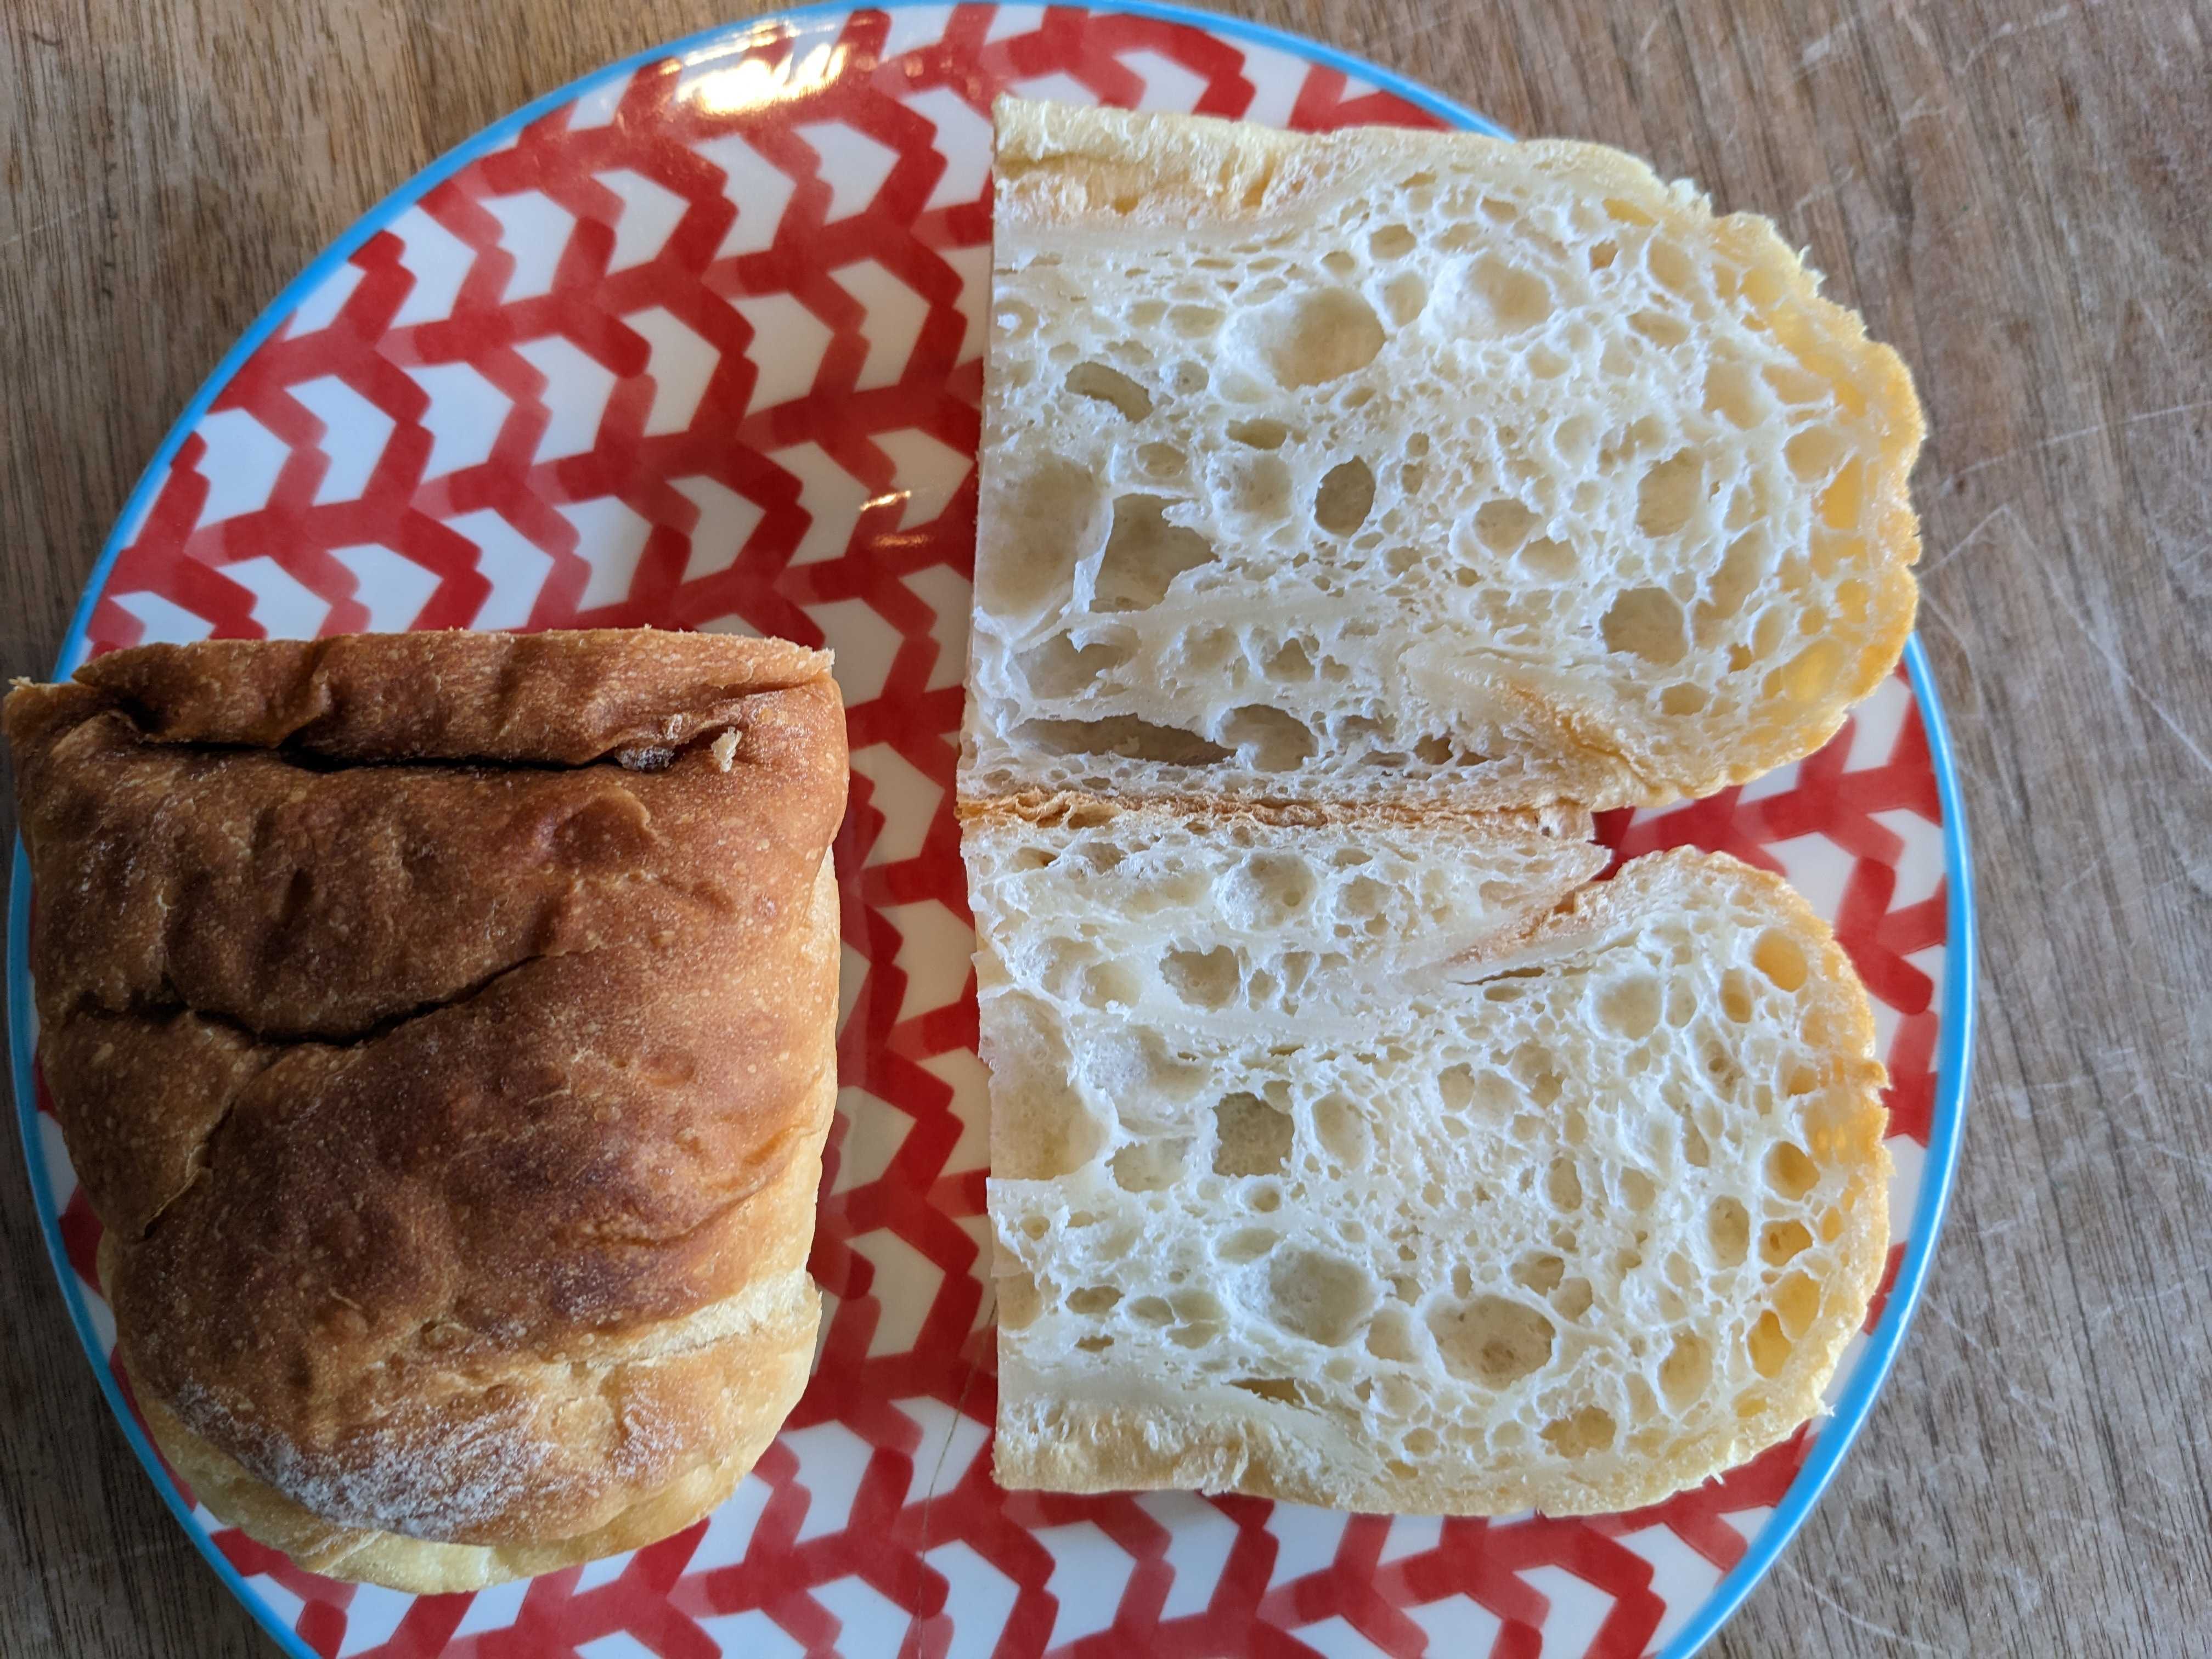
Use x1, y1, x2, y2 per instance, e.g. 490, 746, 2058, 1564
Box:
132, 1299, 816, 1595
991, 1282, 1874, 1519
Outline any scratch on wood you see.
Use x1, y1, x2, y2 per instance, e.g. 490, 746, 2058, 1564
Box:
1936, 398, 2212, 493
1956, 5, 2081, 74
1781, 1560, 1954, 1655
0, 204, 97, 251
1920, 503, 2018, 578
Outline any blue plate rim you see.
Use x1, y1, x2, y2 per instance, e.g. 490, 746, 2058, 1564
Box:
5, 5, 1972, 1657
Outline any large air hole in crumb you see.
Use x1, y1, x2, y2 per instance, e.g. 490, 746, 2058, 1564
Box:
1313, 1093, 1371, 1166
997, 1269, 1041, 1329
1235, 286, 1385, 386
1111, 1138, 1188, 1192
979, 457, 1105, 624
1016, 715, 1229, 766
1519, 537, 1577, 580
1017, 634, 1133, 698
1066, 1285, 1121, 1316
1366, 1306, 1418, 1362
1073, 839, 1124, 873
1467, 254, 1553, 331
1212, 1092, 1292, 1175
1753, 929, 1809, 991
1223, 851, 1316, 924
1776, 1272, 1822, 1337
1542, 1406, 1617, 1456
1170, 1290, 1227, 1347
1138, 442, 1187, 480
1383, 271, 1428, 326
1748, 1311, 1791, 1377
1222, 704, 1318, 772
1768, 1143, 1819, 1198
990, 998, 1105, 1178
1227, 417, 1290, 449
1551, 1276, 1594, 1319
1546, 1155, 1583, 1211
1163, 946, 1242, 1011
1438, 1063, 1488, 1114
1266, 1250, 1375, 1345
1704, 360, 1763, 427
1065, 360, 1153, 420
1514, 1254, 1566, 1295
1706, 533, 1765, 621
1621, 1169, 1658, 1212
1646, 237, 1695, 295
1218, 1227, 1279, 1263
1429, 1295, 1555, 1386
1339, 873, 1389, 921
1369, 223, 1417, 259
1636, 452, 1703, 537
1602, 586, 1689, 666
1631, 309, 1690, 347
1762, 1220, 1814, 1266
1661, 683, 1707, 716
1093, 495, 1217, 611
1314, 459, 1376, 534
1786, 426, 1848, 480
1233, 454, 1294, 519
1177, 627, 1238, 675
1130, 1295, 1172, 1327
1265, 641, 1309, 685
1169, 303, 1224, 339
1598, 974, 1662, 1039
1709, 1197, 1750, 1265
1080, 962, 1138, 1009
1231, 1376, 1302, 1406
1474, 498, 1537, 552
1659, 1333, 1713, 1409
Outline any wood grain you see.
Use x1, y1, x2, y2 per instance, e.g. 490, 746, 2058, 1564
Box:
3, 0, 2209, 1654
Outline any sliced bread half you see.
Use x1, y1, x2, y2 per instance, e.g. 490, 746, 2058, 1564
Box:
963, 100, 1924, 811
967, 798, 1891, 1515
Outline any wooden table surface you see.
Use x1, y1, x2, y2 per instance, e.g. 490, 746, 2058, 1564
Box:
3, 0, 2208, 1653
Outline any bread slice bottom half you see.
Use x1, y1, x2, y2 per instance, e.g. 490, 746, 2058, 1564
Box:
966, 795, 1889, 1516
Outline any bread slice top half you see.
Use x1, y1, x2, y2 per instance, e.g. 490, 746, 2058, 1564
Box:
967, 798, 1891, 1516
964, 100, 1924, 812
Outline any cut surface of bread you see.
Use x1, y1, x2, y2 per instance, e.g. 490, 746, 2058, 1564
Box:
963, 101, 1924, 811
968, 799, 1889, 1515
6, 629, 848, 1591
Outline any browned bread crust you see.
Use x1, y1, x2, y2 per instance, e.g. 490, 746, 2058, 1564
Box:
7, 629, 848, 1589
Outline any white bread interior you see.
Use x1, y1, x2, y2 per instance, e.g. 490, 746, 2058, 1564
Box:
968, 799, 1890, 1515
964, 101, 1925, 812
